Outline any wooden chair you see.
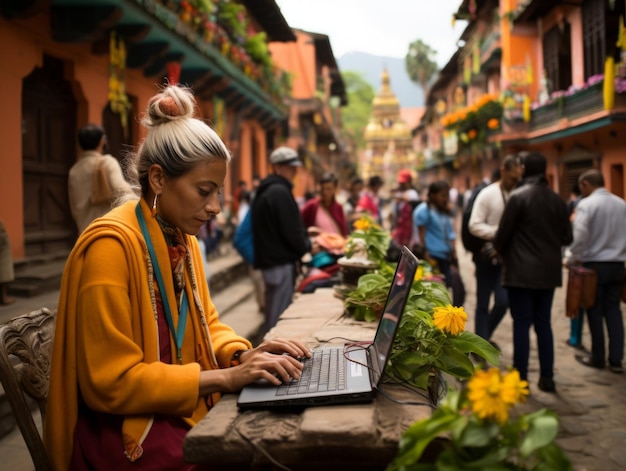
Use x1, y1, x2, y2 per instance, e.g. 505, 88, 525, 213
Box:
0, 308, 55, 471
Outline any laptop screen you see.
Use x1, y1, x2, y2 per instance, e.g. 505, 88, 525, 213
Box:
369, 246, 418, 385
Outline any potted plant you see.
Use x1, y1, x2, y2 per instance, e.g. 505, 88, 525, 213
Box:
337, 215, 389, 291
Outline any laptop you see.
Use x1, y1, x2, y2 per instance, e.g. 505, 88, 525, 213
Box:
237, 246, 418, 409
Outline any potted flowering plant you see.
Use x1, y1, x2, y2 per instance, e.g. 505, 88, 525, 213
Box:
344, 215, 390, 265
387, 367, 572, 470
386, 283, 499, 395
343, 237, 499, 389
337, 215, 390, 292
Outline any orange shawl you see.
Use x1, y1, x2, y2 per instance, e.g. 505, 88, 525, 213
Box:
44, 199, 251, 470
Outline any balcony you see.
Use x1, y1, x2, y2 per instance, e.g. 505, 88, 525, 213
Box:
530, 81, 604, 131
49, 0, 291, 125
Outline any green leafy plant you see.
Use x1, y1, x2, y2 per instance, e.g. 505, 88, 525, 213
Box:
244, 32, 271, 67
343, 255, 499, 386
388, 302, 499, 390
217, 0, 247, 42
388, 368, 572, 470
344, 272, 392, 322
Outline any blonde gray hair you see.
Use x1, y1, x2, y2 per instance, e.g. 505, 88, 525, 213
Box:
121, 85, 231, 201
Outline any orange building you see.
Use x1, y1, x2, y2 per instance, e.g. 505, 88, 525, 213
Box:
0, 0, 294, 262
416, 0, 626, 200
269, 29, 348, 199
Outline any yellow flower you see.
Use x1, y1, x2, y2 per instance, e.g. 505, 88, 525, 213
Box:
500, 369, 529, 405
467, 368, 510, 423
353, 217, 371, 231
413, 265, 424, 282
432, 305, 467, 336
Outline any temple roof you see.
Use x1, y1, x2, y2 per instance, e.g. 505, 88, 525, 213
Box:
371, 68, 400, 109
364, 68, 411, 141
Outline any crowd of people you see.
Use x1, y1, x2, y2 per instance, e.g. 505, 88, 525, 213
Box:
0, 82, 616, 470
63, 113, 624, 398
464, 153, 626, 394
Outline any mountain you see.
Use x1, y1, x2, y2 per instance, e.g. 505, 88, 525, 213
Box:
338, 52, 424, 108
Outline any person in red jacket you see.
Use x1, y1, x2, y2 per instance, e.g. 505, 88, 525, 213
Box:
391, 169, 419, 247
300, 172, 347, 236
356, 175, 384, 225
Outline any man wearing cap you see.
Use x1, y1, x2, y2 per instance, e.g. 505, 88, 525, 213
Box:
251, 146, 311, 332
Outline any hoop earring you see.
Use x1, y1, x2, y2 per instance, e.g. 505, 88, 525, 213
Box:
151, 194, 158, 217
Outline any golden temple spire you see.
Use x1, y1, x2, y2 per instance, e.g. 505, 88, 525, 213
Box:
373, 67, 399, 108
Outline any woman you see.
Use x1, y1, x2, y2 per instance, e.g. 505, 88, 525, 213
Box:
356, 175, 384, 225
300, 172, 347, 237
44, 85, 309, 471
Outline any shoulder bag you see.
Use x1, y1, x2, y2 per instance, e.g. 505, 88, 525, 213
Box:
91, 157, 113, 204
565, 265, 597, 318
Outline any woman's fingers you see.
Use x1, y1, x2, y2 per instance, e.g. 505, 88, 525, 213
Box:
265, 352, 303, 382
255, 338, 312, 359
242, 352, 303, 385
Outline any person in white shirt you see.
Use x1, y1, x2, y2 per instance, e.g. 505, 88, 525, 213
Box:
68, 124, 134, 233
468, 154, 523, 342
568, 169, 626, 374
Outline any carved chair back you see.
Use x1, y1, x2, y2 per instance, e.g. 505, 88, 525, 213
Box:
0, 307, 55, 471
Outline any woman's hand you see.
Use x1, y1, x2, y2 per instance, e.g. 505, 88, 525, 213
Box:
199, 339, 312, 395
245, 338, 311, 360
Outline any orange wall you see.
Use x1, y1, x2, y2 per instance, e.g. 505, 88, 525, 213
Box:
270, 30, 316, 99
0, 14, 272, 259
0, 19, 40, 259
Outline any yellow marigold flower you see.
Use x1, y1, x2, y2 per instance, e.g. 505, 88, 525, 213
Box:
353, 218, 371, 231
500, 369, 529, 405
414, 265, 424, 282
432, 305, 467, 336
467, 368, 510, 423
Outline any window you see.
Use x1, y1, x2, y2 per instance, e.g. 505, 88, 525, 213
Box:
582, 0, 605, 80
542, 24, 572, 94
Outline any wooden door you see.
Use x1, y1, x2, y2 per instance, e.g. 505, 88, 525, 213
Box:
22, 55, 77, 257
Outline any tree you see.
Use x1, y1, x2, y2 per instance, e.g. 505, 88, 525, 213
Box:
340, 71, 375, 152
405, 39, 439, 97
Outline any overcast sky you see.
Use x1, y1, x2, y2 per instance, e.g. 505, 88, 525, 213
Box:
274, 0, 468, 66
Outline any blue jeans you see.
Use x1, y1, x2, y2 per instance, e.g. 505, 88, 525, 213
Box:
474, 256, 508, 340
584, 262, 625, 366
432, 256, 465, 306
507, 287, 555, 381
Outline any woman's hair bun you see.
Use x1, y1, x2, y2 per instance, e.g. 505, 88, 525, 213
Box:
144, 85, 196, 126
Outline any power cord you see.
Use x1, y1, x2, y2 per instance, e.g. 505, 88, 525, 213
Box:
235, 426, 294, 471
375, 384, 436, 409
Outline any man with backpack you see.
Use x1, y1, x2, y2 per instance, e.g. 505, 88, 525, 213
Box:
251, 147, 311, 333
465, 154, 523, 342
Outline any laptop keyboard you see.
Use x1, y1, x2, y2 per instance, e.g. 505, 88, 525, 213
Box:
275, 348, 346, 396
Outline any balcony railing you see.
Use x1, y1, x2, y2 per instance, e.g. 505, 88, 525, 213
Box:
529, 81, 604, 131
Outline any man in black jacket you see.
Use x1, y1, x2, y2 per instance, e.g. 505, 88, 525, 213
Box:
251, 146, 311, 332
494, 152, 572, 393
